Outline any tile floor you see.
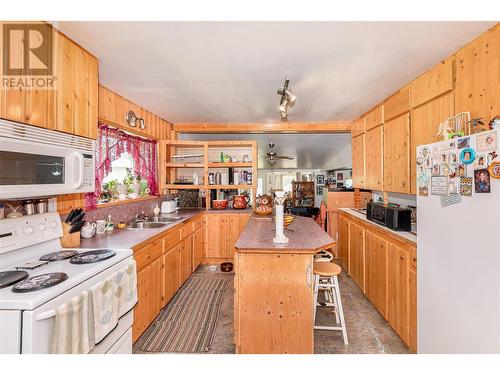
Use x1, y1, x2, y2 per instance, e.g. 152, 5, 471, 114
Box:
133, 264, 410, 354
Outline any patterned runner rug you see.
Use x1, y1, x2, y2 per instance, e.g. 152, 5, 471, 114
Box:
139, 277, 228, 353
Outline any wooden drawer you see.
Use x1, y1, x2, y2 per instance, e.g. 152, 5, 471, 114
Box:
135, 241, 163, 270
163, 228, 181, 252
180, 221, 193, 239
409, 245, 417, 272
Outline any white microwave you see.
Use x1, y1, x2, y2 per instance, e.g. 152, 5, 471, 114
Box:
0, 119, 95, 199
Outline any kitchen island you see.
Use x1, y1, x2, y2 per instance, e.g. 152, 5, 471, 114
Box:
234, 214, 335, 354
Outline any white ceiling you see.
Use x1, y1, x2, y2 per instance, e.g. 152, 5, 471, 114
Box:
56, 21, 495, 124
180, 133, 352, 170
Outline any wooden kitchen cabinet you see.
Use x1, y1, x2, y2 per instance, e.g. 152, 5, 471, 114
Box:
351, 134, 366, 189
388, 242, 410, 344
365, 231, 388, 319
205, 212, 251, 260
180, 235, 193, 284
192, 227, 204, 272
351, 117, 365, 137
348, 221, 365, 291
384, 86, 410, 122
133, 256, 162, 342
161, 244, 181, 308
337, 215, 350, 270
0, 23, 99, 139
411, 59, 454, 108
409, 268, 417, 352
365, 124, 384, 190
364, 105, 384, 130
383, 113, 410, 194
410, 92, 454, 193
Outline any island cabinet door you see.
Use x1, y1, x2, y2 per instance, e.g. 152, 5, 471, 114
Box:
235, 252, 314, 354
365, 230, 388, 319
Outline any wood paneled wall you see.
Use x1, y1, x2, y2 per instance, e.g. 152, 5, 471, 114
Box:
351, 23, 499, 195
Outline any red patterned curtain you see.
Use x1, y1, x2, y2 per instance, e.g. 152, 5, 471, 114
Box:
85, 123, 159, 209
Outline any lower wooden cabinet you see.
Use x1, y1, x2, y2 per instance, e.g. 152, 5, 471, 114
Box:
133, 256, 162, 342
348, 222, 365, 291
192, 227, 205, 272
161, 244, 181, 308
388, 243, 410, 344
206, 213, 251, 260
365, 231, 388, 319
337, 215, 349, 270
338, 212, 417, 352
180, 236, 193, 284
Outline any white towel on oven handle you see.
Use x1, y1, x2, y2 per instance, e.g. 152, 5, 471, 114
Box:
90, 260, 138, 344
49, 290, 95, 354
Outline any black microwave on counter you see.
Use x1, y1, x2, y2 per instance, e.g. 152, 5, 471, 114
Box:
366, 201, 412, 232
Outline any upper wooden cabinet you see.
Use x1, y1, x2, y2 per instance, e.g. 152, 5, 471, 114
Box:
411, 59, 454, 108
455, 25, 500, 127
351, 117, 365, 137
0, 23, 98, 139
365, 125, 384, 191
98, 85, 170, 140
410, 92, 455, 194
351, 134, 366, 189
364, 105, 384, 130
384, 87, 410, 122
383, 113, 410, 194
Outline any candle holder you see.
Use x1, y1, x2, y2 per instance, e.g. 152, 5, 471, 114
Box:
273, 191, 289, 244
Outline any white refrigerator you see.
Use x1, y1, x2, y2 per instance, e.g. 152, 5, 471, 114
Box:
417, 129, 500, 353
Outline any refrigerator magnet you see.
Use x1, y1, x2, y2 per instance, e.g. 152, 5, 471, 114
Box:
488, 161, 500, 179
474, 169, 491, 193
431, 176, 448, 195
457, 164, 467, 177
476, 131, 497, 153
421, 146, 430, 158
460, 148, 476, 164
440, 164, 450, 176
488, 151, 498, 164
449, 151, 458, 165
460, 176, 473, 197
457, 137, 470, 149
432, 163, 440, 176
475, 154, 488, 169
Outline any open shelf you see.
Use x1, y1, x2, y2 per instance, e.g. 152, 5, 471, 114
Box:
208, 162, 253, 168
207, 184, 255, 190
163, 184, 206, 189
164, 162, 204, 168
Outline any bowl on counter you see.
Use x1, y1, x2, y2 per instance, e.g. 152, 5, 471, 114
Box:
212, 199, 228, 210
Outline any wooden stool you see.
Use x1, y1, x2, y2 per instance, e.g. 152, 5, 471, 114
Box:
314, 249, 334, 263
313, 262, 348, 344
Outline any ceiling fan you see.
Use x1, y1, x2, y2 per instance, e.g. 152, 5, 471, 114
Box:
277, 78, 296, 121
266, 142, 294, 164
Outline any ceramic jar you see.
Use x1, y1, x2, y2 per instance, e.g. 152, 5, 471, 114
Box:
81, 222, 96, 238
233, 195, 249, 209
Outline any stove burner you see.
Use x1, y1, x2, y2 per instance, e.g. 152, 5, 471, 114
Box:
69, 249, 116, 264
0, 270, 29, 289
11, 272, 68, 293
40, 250, 79, 262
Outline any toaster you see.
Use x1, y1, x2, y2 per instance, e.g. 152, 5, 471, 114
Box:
161, 200, 177, 214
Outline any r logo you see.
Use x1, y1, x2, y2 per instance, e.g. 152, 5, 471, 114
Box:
3, 23, 53, 76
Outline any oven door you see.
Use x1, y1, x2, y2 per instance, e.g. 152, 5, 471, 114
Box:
21, 256, 134, 354
0, 137, 91, 199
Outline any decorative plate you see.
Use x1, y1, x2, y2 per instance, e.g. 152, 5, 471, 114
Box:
459, 147, 476, 165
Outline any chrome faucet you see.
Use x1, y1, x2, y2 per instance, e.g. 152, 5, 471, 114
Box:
135, 211, 146, 222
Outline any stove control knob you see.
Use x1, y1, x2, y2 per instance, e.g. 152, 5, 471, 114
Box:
49, 221, 57, 229
23, 225, 35, 235
38, 223, 47, 231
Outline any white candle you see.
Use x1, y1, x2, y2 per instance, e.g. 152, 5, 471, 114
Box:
273, 191, 289, 244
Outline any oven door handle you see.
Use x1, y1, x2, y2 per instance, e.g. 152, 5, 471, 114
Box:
36, 310, 56, 321
72, 152, 85, 189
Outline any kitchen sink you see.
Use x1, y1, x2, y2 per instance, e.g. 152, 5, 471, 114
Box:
125, 221, 168, 230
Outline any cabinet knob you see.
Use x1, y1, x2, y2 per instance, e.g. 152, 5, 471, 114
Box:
412, 257, 417, 262
400, 255, 404, 260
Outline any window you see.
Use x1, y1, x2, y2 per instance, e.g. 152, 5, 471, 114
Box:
101, 153, 133, 186
281, 173, 295, 193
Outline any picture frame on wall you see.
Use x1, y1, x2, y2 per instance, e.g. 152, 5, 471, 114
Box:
316, 185, 323, 196
316, 175, 324, 184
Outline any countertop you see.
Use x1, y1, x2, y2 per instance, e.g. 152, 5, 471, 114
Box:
79, 209, 204, 250
339, 208, 417, 245
235, 215, 336, 253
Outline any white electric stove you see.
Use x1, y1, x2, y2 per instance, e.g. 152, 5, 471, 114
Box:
0, 212, 134, 354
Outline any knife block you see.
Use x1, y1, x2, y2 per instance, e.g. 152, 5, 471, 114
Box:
60, 222, 81, 248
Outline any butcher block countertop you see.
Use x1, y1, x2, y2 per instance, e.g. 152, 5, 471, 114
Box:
235, 214, 335, 253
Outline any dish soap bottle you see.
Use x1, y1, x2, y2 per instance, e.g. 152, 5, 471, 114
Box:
106, 214, 114, 232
